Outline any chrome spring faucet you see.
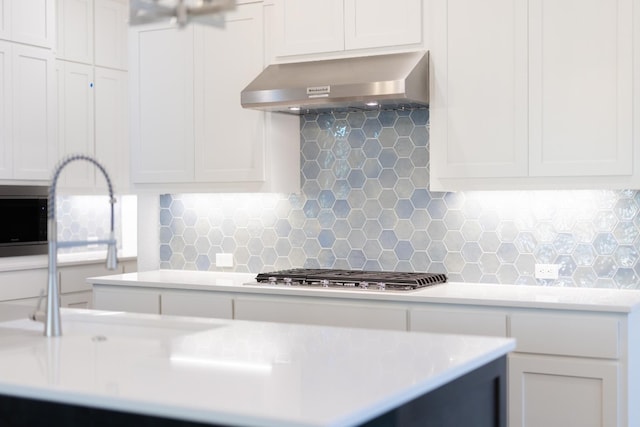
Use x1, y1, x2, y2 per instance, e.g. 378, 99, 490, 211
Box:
45, 154, 118, 337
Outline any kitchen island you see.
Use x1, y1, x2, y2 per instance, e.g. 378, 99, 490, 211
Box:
0, 305, 513, 427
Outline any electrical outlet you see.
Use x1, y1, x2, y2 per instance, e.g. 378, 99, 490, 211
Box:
216, 253, 234, 268
534, 263, 560, 280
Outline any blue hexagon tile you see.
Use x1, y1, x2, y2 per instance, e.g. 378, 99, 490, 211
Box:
57, 195, 123, 253
160, 111, 640, 289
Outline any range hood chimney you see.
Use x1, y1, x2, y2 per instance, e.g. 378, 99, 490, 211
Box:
241, 51, 429, 115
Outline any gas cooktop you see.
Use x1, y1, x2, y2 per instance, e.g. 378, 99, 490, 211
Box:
254, 268, 447, 291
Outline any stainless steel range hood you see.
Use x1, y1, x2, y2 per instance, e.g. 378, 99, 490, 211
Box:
241, 51, 429, 115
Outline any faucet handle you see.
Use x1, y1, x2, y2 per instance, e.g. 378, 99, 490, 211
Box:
29, 289, 46, 322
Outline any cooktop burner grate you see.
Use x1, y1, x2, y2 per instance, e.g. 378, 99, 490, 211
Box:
255, 268, 447, 291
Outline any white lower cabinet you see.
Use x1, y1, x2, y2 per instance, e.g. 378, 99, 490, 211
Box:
409, 306, 507, 336
86, 284, 637, 426
93, 286, 233, 319
509, 354, 619, 427
160, 290, 233, 319
234, 296, 407, 330
508, 311, 623, 427
61, 291, 93, 309
93, 286, 159, 314
0, 259, 137, 311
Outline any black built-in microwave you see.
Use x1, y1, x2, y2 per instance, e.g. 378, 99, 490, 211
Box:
0, 186, 48, 257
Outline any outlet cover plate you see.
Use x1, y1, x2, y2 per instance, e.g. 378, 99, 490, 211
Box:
534, 263, 560, 280
216, 253, 234, 268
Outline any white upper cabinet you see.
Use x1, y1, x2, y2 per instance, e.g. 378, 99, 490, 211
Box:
274, 0, 344, 57
11, 44, 56, 180
130, 24, 195, 183
430, 0, 528, 180
56, 0, 128, 70
0, 40, 10, 179
94, 67, 128, 191
194, 5, 266, 183
528, 0, 633, 178
56, 0, 130, 193
130, 2, 299, 193
56, 0, 93, 64
344, 0, 422, 50
274, 0, 424, 59
56, 60, 95, 188
94, 0, 128, 70
6, 0, 55, 48
430, 0, 639, 191
0, 1, 9, 40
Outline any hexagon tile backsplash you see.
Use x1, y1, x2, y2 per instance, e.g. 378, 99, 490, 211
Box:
160, 110, 640, 289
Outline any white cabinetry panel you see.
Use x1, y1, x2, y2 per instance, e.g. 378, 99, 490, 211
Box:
56, 60, 95, 188
61, 291, 92, 309
194, 6, 265, 183
11, 44, 55, 180
344, 0, 422, 50
430, 0, 528, 179
93, 286, 159, 314
161, 290, 233, 319
509, 353, 618, 427
94, 0, 127, 70
274, 0, 343, 56
234, 296, 407, 331
0, 40, 10, 178
409, 307, 507, 336
130, 25, 195, 183
56, 0, 93, 64
9, 0, 55, 48
510, 312, 619, 359
528, 0, 633, 177
274, 0, 423, 58
0, 0, 9, 40
130, 3, 299, 193
94, 67, 128, 190
430, 0, 639, 190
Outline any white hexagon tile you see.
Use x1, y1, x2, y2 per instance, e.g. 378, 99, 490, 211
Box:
159, 110, 640, 289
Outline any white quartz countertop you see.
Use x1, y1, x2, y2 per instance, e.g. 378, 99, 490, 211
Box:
88, 270, 640, 313
0, 306, 514, 427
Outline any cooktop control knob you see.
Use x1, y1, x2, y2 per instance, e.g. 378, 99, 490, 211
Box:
320, 279, 329, 288
283, 277, 292, 286
378, 282, 386, 291
359, 281, 369, 289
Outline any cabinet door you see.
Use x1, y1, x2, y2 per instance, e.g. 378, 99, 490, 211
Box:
94, 0, 127, 70
194, 4, 265, 183
429, 0, 528, 179
93, 286, 160, 313
0, 268, 47, 301
61, 291, 92, 309
509, 353, 618, 427
130, 24, 195, 183
56, 0, 93, 64
10, 0, 55, 48
56, 60, 95, 188
11, 44, 55, 180
274, 0, 344, 56
0, 40, 10, 178
409, 307, 507, 337
234, 296, 407, 331
160, 290, 233, 319
344, 0, 422, 50
0, 0, 8, 40
59, 262, 124, 294
528, 0, 633, 177
95, 67, 128, 191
